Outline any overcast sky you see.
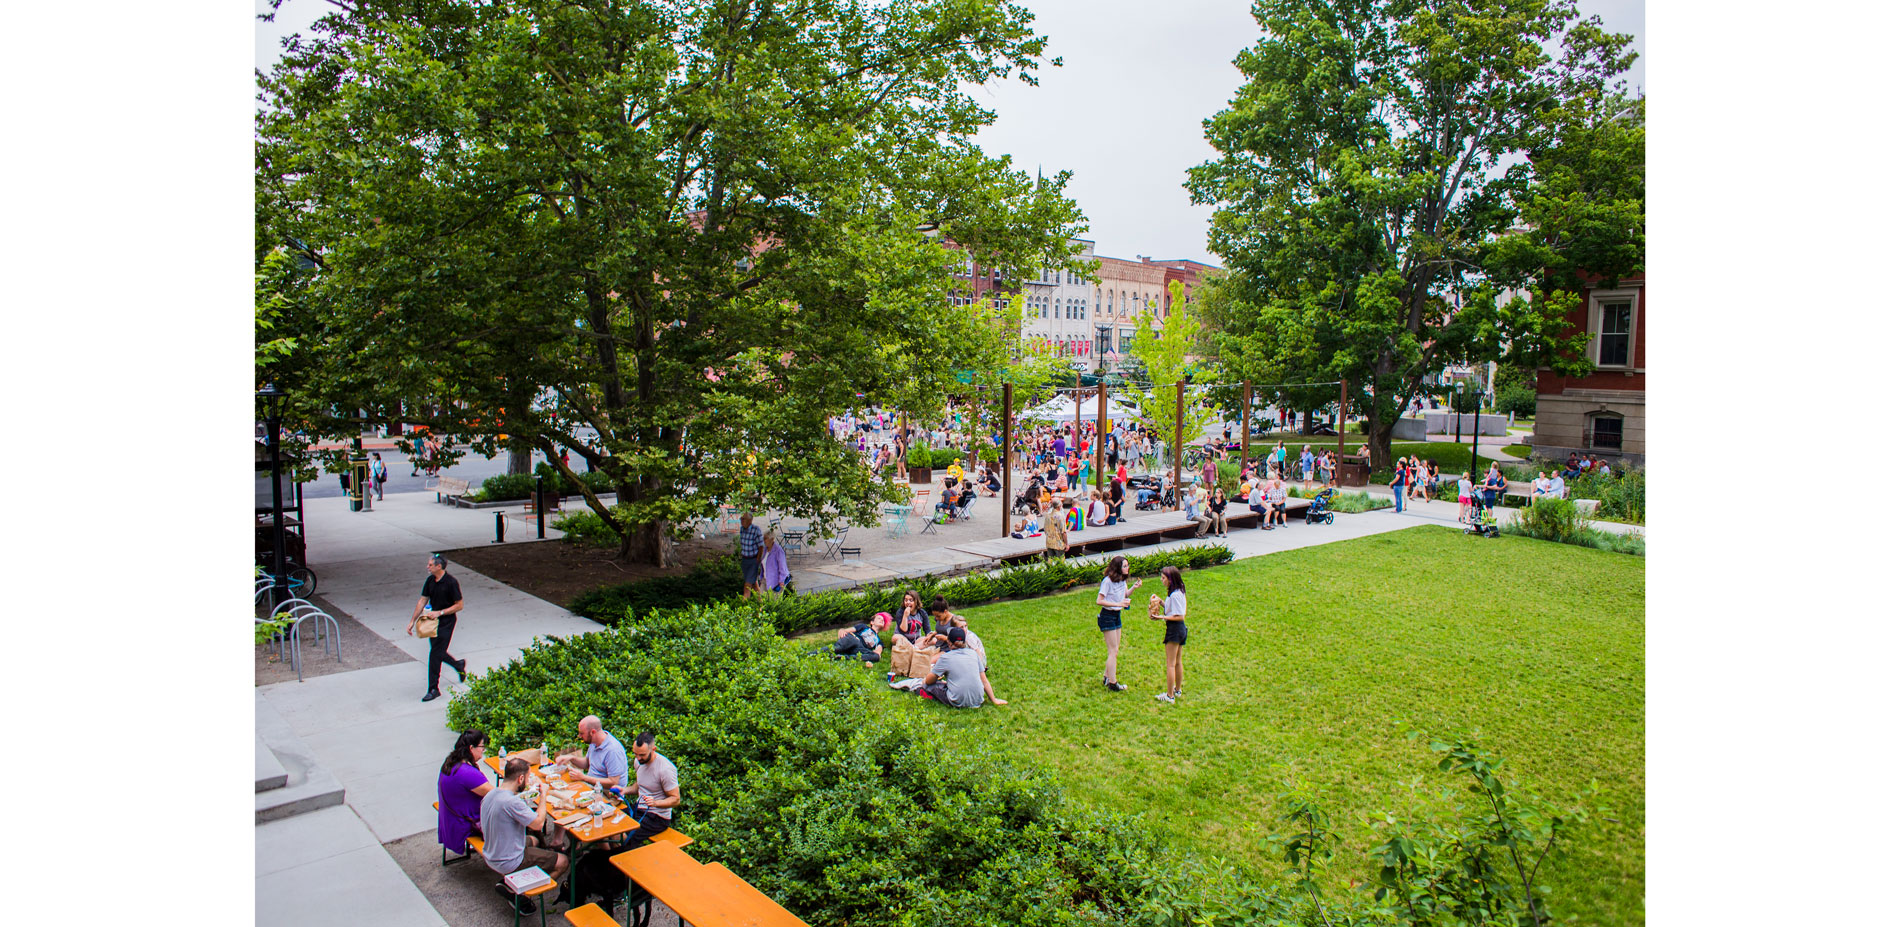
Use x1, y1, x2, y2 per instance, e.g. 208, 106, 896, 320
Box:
257, 0, 1643, 266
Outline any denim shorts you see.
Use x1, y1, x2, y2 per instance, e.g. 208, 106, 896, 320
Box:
1097, 608, 1123, 632
1163, 621, 1188, 646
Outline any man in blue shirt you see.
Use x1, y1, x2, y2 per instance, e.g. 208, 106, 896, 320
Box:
555, 715, 629, 791
737, 513, 763, 597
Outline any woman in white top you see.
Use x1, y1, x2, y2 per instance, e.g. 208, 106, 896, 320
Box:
1086, 490, 1109, 526
1094, 556, 1141, 691
1456, 472, 1474, 524
1149, 566, 1188, 704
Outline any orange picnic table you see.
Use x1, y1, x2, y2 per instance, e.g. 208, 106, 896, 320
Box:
611, 842, 807, 927
483, 752, 641, 908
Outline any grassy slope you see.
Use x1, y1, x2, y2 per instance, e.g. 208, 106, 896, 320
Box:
822, 527, 1644, 925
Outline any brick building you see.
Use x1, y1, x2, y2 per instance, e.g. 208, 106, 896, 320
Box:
1531, 273, 1645, 464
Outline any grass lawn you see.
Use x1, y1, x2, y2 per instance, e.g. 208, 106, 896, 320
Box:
1502, 444, 1534, 458
812, 527, 1644, 924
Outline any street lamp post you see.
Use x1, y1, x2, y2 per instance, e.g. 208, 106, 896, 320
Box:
1453, 380, 1463, 445
259, 384, 289, 607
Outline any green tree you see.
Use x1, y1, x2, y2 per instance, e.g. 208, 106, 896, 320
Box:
1187, 0, 1640, 469
256, 0, 1084, 562
1128, 280, 1218, 454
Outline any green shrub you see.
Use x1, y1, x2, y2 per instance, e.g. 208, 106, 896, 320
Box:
905, 442, 932, 466
978, 444, 999, 463
567, 555, 743, 619
1511, 498, 1588, 545
1495, 383, 1538, 417
549, 507, 634, 548
569, 545, 1235, 635
1568, 467, 1645, 524
480, 465, 615, 502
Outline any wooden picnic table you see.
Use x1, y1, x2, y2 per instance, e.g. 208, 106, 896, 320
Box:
612, 842, 807, 927
483, 751, 640, 908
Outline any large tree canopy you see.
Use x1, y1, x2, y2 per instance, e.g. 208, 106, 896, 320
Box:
1186, 0, 1642, 469
257, 0, 1085, 561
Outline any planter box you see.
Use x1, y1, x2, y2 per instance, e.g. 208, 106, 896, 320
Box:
908, 466, 935, 484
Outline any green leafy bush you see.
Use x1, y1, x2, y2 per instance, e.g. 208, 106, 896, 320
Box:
567, 555, 743, 619
550, 507, 633, 548
1284, 488, 1393, 513
1495, 383, 1538, 417
905, 442, 933, 466
1512, 498, 1587, 544
481, 465, 615, 502
978, 444, 1000, 463
1567, 467, 1645, 524
569, 545, 1235, 635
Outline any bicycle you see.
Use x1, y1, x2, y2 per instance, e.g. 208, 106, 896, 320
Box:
255, 559, 319, 599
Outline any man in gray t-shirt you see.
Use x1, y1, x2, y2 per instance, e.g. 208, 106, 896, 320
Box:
626, 732, 682, 843
920, 629, 986, 708
479, 758, 568, 913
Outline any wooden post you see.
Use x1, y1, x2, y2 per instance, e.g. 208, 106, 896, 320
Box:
1241, 380, 1252, 464
1338, 378, 1348, 461
1073, 371, 1082, 454
1172, 380, 1185, 510
1001, 382, 1013, 538
1095, 383, 1107, 492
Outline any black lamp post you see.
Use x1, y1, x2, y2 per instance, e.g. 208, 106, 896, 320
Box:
1467, 383, 1481, 478
259, 384, 289, 607
1453, 380, 1463, 445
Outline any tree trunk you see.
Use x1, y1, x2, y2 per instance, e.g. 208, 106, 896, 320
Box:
622, 519, 674, 568
508, 448, 532, 475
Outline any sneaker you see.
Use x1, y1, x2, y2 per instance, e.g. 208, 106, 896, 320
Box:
1155, 692, 1175, 704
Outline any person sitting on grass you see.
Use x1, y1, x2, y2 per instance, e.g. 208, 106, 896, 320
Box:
945, 614, 1007, 705
833, 612, 890, 664
916, 628, 987, 708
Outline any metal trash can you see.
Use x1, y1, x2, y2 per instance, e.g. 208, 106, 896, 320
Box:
1336, 457, 1371, 487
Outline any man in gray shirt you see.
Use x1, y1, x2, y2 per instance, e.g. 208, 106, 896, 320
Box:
554, 715, 629, 792
479, 758, 568, 915
919, 628, 987, 708
627, 731, 682, 842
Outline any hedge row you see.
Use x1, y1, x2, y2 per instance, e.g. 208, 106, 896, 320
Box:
568, 545, 1235, 637
445, 604, 1297, 927
480, 464, 615, 502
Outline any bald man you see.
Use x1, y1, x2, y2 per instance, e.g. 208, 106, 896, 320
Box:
553, 716, 629, 792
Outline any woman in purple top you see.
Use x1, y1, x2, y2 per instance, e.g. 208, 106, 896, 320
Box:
436, 729, 493, 855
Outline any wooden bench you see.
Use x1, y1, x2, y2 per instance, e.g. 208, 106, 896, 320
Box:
427, 476, 471, 503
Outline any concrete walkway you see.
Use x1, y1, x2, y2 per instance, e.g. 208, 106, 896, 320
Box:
257, 492, 598, 927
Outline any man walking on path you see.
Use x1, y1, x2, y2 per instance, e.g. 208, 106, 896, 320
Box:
737, 513, 764, 597
409, 554, 467, 702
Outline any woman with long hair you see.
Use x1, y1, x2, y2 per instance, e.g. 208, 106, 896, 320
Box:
436, 729, 493, 856
1094, 556, 1141, 691
1149, 566, 1188, 704
894, 588, 927, 643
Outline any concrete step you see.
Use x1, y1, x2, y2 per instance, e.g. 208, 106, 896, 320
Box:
256, 691, 346, 823
257, 735, 289, 792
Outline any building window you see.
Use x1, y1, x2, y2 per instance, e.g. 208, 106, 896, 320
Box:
1588, 413, 1623, 451
1590, 289, 1639, 369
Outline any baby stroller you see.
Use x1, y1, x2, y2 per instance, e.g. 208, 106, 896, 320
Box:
1129, 476, 1174, 511
1303, 488, 1338, 525
1465, 496, 1500, 538
1012, 478, 1044, 516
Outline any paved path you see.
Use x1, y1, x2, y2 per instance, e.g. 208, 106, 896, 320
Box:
258, 493, 596, 927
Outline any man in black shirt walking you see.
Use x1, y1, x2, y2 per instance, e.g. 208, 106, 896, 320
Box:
408, 554, 467, 702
